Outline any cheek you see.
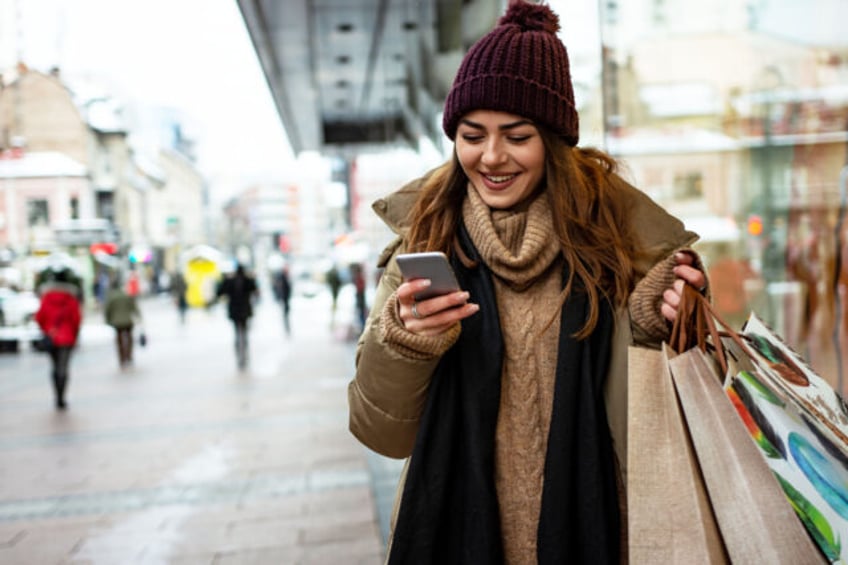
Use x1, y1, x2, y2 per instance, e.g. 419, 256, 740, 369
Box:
524, 147, 546, 180
455, 146, 479, 173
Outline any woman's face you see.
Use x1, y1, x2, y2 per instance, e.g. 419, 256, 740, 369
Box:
455, 110, 546, 210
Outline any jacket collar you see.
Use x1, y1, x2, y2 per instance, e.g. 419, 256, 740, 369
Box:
38, 282, 80, 297
372, 170, 699, 259
371, 172, 432, 237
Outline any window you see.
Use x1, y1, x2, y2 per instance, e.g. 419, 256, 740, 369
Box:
96, 191, 114, 222
27, 199, 49, 226
672, 172, 703, 200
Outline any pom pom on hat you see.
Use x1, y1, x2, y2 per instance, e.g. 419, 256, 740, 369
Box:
499, 0, 560, 34
442, 0, 579, 145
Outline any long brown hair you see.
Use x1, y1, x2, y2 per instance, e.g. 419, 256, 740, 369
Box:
405, 129, 638, 338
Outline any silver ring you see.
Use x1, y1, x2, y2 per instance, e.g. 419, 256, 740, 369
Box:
411, 302, 423, 319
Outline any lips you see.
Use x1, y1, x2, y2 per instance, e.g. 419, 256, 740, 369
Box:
480, 173, 520, 192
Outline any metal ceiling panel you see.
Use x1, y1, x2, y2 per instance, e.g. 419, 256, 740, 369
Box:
238, 0, 501, 156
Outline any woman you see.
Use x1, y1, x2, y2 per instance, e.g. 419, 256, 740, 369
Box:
35, 269, 83, 410
348, 1, 706, 563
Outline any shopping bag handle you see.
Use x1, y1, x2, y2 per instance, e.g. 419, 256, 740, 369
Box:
669, 284, 753, 376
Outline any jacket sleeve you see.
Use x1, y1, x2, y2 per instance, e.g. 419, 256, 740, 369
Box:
35, 300, 49, 332
71, 300, 83, 335
348, 242, 458, 459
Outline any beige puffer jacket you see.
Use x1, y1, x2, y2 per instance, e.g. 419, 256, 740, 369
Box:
349, 173, 700, 475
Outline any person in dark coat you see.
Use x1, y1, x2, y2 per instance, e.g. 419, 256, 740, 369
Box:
216, 264, 259, 369
272, 266, 292, 336
35, 269, 83, 409
325, 264, 342, 326
171, 271, 188, 324
104, 278, 142, 368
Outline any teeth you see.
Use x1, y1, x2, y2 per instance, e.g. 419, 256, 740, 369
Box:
486, 174, 515, 183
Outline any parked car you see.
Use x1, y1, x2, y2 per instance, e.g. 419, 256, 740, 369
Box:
0, 287, 41, 353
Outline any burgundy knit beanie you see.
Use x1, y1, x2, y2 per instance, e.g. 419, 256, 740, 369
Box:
442, 0, 579, 146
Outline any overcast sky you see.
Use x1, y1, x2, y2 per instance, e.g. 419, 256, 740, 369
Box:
4, 0, 295, 188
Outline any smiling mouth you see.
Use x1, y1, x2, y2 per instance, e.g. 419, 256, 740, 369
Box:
483, 173, 517, 183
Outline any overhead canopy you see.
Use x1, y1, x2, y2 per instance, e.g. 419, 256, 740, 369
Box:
236, 0, 500, 156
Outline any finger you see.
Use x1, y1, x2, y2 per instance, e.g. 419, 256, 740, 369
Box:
663, 287, 682, 310
672, 264, 697, 280
414, 303, 479, 336
397, 279, 431, 304
400, 300, 421, 325
660, 301, 677, 322
673, 264, 706, 289
674, 251, 695, 266
404, 291, 472, 326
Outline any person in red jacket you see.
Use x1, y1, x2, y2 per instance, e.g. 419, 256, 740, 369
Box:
35, 269, 83, 410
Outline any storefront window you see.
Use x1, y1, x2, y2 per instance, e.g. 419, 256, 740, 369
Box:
593, 0, 848, 391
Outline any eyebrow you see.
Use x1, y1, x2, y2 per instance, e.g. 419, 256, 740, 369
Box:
459, 118, 534, 131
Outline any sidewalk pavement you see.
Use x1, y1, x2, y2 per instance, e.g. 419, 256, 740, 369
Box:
0, 290, 403, 564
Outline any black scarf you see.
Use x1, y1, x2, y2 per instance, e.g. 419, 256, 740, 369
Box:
388, 224, 620, 564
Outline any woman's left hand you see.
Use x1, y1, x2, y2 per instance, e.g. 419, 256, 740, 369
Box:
660, 251, 707, 322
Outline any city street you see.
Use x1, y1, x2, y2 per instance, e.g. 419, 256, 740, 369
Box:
0, 285, 402, 564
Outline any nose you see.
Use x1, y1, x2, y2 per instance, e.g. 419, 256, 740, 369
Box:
481, 138, 507, 167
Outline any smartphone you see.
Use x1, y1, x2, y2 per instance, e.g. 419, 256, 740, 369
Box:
396, 252, 462, 301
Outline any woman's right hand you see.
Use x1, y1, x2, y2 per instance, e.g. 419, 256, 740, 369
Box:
397, 279, 479, 337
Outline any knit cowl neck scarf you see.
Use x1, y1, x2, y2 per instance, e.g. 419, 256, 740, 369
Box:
461, 184, 561, 291
387, 191, 621, 564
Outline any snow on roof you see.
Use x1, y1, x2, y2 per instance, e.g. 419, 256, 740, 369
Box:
732, 84, 848, 114
84, 97, 128, 133
606, 128, 739, 156
0, 151, 88, 178
640, 83, 721, 118
0, 70, 129, 133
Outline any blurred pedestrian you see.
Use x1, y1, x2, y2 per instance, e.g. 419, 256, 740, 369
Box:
348, 2, 707, 561
104, 277, 142, 368
325, 264, 342, 326
93, 268, 110, 308
216, 264, 259, 369
35, 269, 82, 410
171, 270, 188, 324
126, 269, 140, 297
272, 266, 292, 336
351, 263, 367, 331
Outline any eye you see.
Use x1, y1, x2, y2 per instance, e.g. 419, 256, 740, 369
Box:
460, 133, 484, 143
508, 135, 531, 143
